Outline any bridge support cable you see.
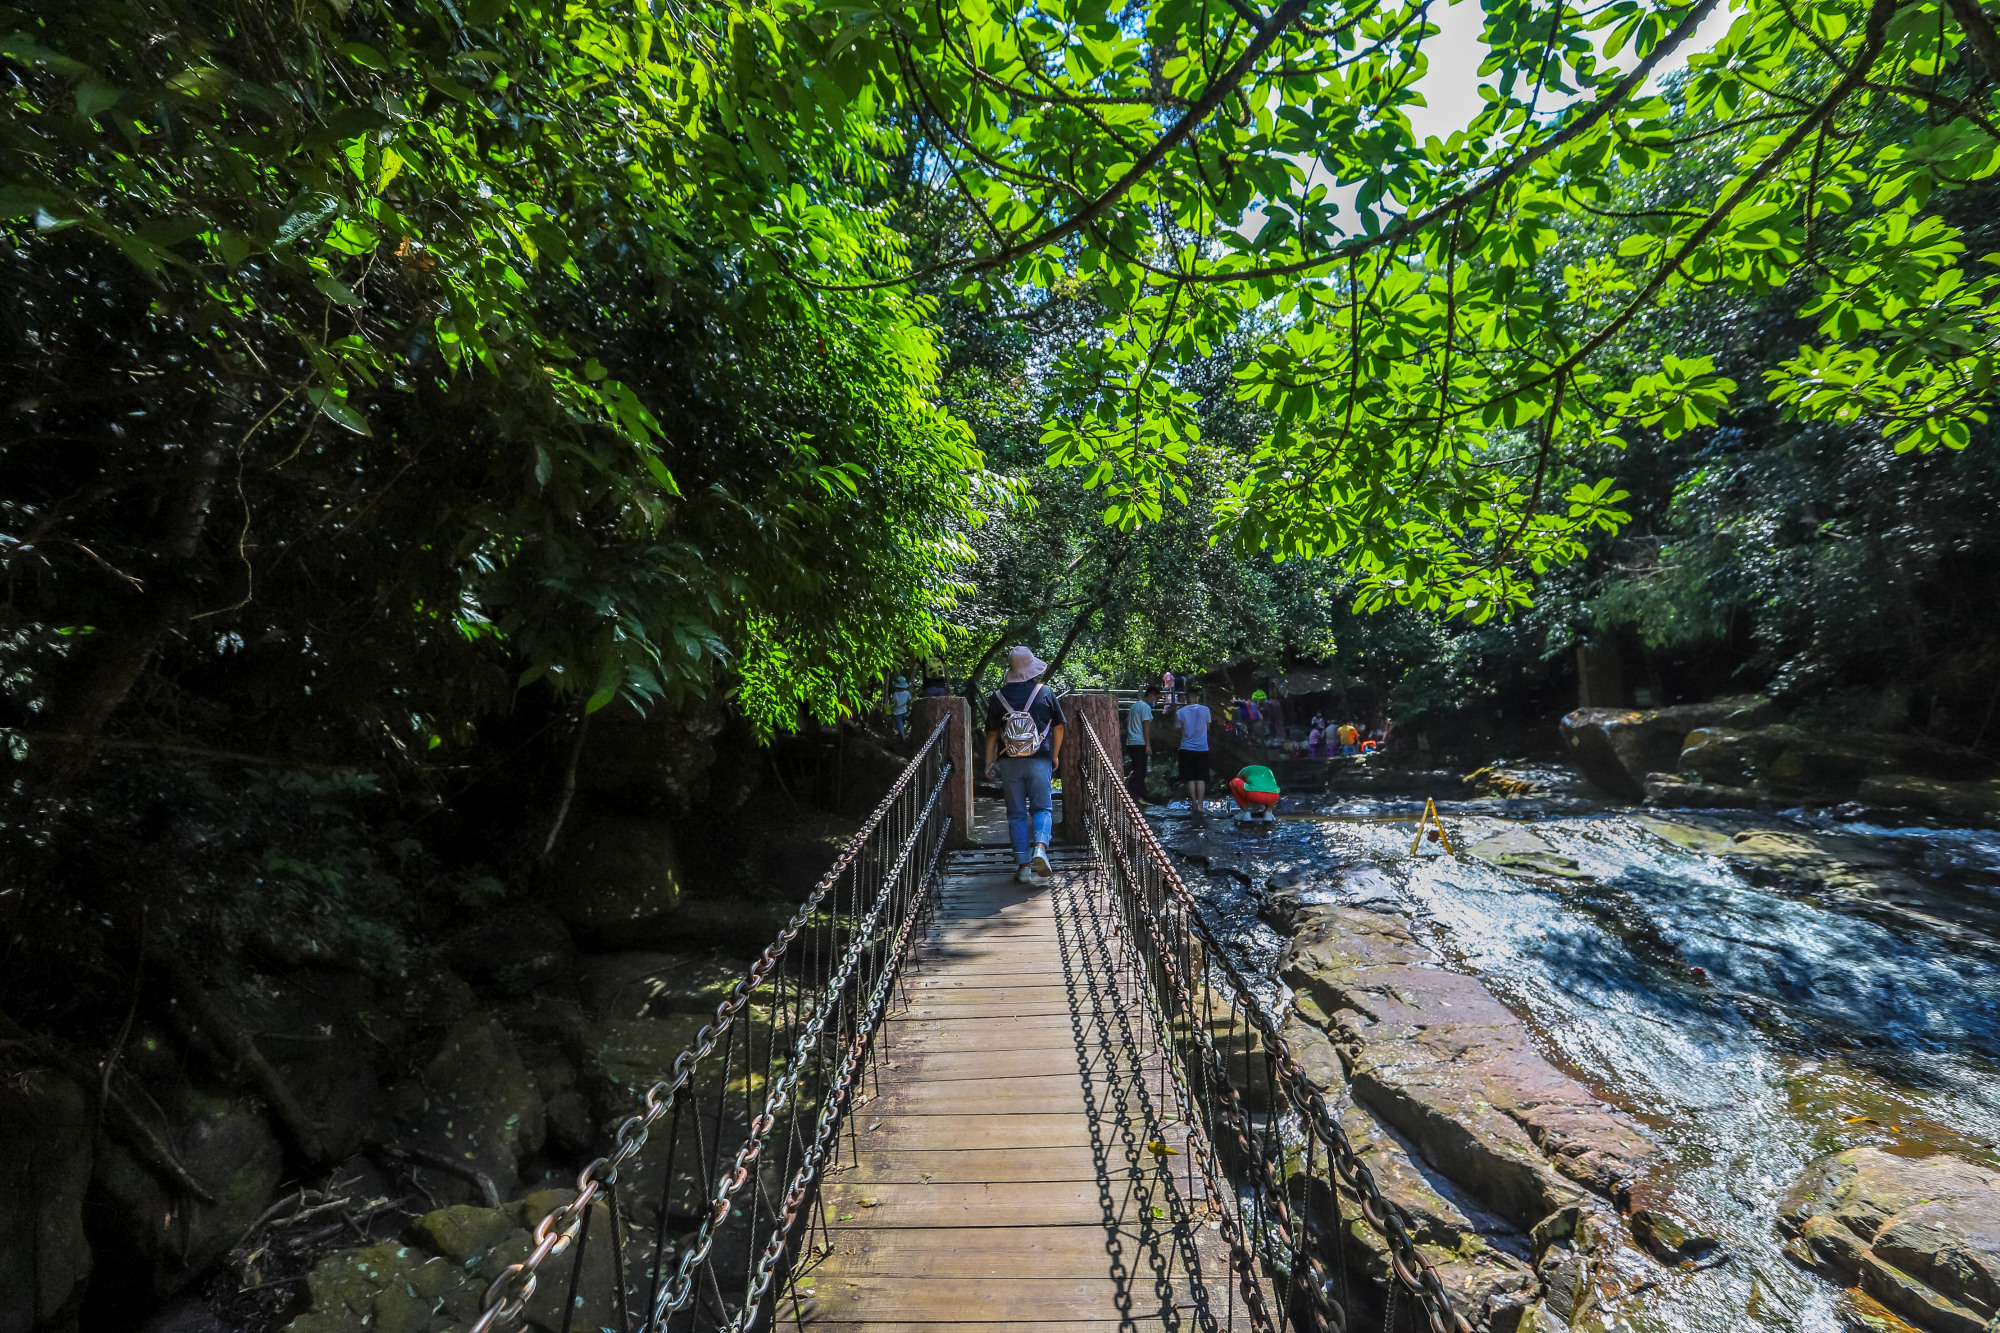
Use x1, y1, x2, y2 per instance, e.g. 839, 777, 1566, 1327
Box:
1073, 719, 1474, 1333
471, 717, 956, 1333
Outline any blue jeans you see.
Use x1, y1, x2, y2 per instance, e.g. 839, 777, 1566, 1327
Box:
996, 756, 1053, 864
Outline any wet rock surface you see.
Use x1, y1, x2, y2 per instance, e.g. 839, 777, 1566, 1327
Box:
1560, 697, 1778, 800
1280, 908, 1659, 1224
1780, 1146, 2000, 1332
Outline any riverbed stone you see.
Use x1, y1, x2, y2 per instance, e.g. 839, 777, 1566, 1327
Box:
1780, 1146, 2000, 1333
1641, 773, 1760, 809
1559, 698, 1776, 799
1678, 725, 1996, 805
1858, 775, 2000, 828
1280, 909, 1657, 1231
381, 1015, 545, 1202
552, 814, 685, 947
1467, 829, 1590, 880
0, 1070, 94, 1333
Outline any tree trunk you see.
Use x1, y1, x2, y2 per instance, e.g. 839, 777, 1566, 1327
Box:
27, 425, 231, 789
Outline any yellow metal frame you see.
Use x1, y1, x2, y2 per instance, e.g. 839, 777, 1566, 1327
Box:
1408, 797, 1458, 856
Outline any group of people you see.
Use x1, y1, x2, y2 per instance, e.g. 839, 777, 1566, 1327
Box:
897, 650, 1396, 882
1306, 715, 1388, 757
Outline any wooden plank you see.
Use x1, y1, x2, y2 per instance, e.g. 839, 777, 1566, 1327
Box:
838, 1143, 1194, 1185
801, 1224, 1210, 1276
880, 1018, 1103, 1040
866, 1073, 1144, 1116
869, 1047, 1113, 1082
794, 1276, 1232, 1323
797, 1319, 1212, 1332
818, 1180, 1202, 1229
855, 1114, 1167, 1151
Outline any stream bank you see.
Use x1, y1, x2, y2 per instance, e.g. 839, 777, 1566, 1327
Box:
1156, 744, 2000, 1332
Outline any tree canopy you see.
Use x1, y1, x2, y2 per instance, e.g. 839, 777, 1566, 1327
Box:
4, 0, 1997, 765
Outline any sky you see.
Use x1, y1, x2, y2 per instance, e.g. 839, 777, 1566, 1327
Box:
1403, 0, 1743, 144
1275, 0, 1744, 234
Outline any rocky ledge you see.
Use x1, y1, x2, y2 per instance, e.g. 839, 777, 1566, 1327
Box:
1270, 881, 1706, 1330
1781, 1146, 2000, 1333
1559, 698, 1999, 822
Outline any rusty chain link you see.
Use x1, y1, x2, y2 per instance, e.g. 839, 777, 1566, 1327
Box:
469, 717, 952, 1333
1078, 721, 1472, 1333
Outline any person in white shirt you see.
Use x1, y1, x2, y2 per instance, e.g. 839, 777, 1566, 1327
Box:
1175, 687, 1213, 820
1124, 686, 1158, 805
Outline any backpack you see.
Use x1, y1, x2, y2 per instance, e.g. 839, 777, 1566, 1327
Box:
998, 683, 1050, 758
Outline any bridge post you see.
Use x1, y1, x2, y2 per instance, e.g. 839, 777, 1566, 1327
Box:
1058, 691, 1118, 845
911, 694, 973, 849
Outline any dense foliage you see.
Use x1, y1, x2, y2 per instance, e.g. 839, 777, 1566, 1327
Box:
1, 0, 982, 793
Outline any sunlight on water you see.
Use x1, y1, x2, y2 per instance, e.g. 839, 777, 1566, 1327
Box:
1153, 799, 2000, 1332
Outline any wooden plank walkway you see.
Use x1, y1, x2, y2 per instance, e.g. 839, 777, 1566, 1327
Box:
789, 840, 1234, 1333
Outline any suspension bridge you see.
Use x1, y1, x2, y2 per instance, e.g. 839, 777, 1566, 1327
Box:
465, 699, 1471, 1333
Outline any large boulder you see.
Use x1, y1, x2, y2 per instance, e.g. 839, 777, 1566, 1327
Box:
86, 1084, 285, 1304
0, 1072, 94, 1333
283, 1191, 632, 1333
1278, 1013, 1540, 1329
574, 695, 730, 818
551, 815, 685, 947
445, 907, 577, 998
1681, 726, 1995, 805
1280, 909, 1659, 1229
1781, 1146, 2000, 1332
1559, 698, 1778, 799
380, 1016, 546, 1203
1858, 775, 2000, 828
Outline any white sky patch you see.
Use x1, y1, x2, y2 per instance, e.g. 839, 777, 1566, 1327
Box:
1272, 0, 1742, 239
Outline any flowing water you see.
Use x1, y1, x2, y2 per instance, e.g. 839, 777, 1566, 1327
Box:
1149, 788, 2000, 1332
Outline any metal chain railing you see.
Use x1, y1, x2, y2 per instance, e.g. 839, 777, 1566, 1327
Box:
471, 715, 955, 1333
1075, 717, 1473, 1333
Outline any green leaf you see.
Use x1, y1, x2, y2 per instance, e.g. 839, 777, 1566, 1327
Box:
75, 81, 119, 118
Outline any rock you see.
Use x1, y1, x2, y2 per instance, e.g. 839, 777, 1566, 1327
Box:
679, 804, 862, 909
1467, 829, 1590, 880
1681, 726, 1996, 804
235, 968, 384, 1161
1629, 1208, 1720, 1265
553, 814, 685, 947
662, 898, 804, 950
445, 908, 576, 998
577, 950, 748, 1021
0, 1071, 94, 1333
87, 1084, 285, 1303
282, 1193, 633, 1333
1560, 697, 1777, 799
575, 694, 730, 819
1280, 909, 1657, 1231
381, 1016, 545, 1203
1641, 773, 1760, 809
1277, 1017, 1540, 1324
411, 1204, 520, 1263
1780, 1146, 2000, 1333
1858, 775, 2000, 828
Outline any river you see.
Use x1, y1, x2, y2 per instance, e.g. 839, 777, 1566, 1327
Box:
1151, 784, 2000, 1332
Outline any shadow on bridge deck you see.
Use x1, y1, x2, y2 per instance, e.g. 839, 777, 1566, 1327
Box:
786, 844, 1233, 1333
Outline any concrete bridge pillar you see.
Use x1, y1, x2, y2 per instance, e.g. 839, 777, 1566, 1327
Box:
1059, 691, 1118, 845
911, 693, 973, 849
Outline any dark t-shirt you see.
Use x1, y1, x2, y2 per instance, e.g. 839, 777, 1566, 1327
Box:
985, 680, 1067, 762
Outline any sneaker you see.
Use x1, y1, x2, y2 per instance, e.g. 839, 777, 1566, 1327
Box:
1030, 844, 1052, 877
1016, 864, 1034, 883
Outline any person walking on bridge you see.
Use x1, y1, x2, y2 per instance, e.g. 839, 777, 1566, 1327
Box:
1176, 686, 1213, 822
1125, 685, 1158, 806
984, 646, 1066, 882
